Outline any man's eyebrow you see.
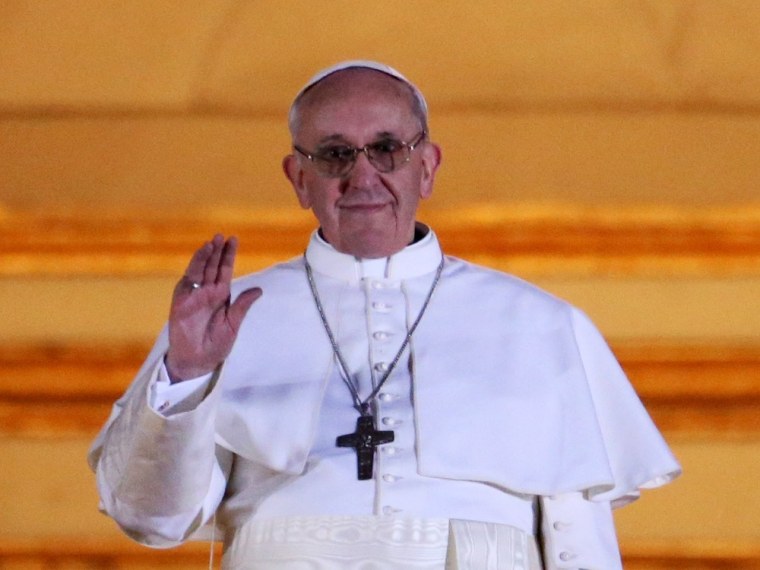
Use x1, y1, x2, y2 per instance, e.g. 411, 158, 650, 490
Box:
315, 131, 402, 146
315, 134, 350, 147
317, 134, 347, 142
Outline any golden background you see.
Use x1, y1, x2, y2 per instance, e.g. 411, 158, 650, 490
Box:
1, 2, 759, 568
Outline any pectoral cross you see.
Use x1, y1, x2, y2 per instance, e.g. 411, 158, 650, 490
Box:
336, 415, 394, 480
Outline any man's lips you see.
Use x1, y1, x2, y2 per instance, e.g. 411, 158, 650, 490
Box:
339, 202, 389, 211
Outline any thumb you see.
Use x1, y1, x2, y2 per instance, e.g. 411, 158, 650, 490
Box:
227, 287, 263, 331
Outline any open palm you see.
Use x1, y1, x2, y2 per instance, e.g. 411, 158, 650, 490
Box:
165, 234, 262, 382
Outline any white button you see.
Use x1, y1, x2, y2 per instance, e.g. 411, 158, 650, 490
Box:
383, 446, 398, 456
382, 474, 397, 483
373, 331, 390, 341
559, 551, 575, 562
372, 281, 385, 290
382, 417, 401, 427
553, 521, 570, 531
374, 362, 389, 372
372, 302, 391, 312
378, 392, 395, 402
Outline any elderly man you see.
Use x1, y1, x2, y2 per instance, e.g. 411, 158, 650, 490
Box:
89, 61, 680, 569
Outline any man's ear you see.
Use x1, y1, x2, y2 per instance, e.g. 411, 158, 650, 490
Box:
418, 142, 442, 200
282, 154, 311, 209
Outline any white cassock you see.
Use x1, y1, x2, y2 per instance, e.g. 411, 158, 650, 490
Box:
89, 225, 681, 569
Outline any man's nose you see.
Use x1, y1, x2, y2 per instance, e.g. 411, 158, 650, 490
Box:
343, 149, 378, 186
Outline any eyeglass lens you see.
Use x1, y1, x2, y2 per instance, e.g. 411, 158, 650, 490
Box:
320, 140, 407, 177
300, 132, 424, 178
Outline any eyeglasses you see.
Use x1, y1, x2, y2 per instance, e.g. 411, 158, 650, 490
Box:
294, 131, 426, 178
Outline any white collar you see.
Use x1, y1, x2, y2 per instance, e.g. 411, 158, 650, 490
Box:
304, 223, 443, 282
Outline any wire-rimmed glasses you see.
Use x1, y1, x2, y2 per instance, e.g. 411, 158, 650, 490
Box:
294, 131, 426, 178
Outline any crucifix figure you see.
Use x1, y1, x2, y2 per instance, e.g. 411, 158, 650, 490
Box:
336, 415, 395, 480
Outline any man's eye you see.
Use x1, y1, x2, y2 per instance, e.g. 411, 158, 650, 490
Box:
370, 140, 403, 154
318, 147, 354, 162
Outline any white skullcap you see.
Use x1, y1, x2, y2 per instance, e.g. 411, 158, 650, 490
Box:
289, 60, 428, 123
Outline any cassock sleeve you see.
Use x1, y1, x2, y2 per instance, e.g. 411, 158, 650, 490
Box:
87, 328, 232, 547
538, 310, 680, 568
540, 493, 622, 569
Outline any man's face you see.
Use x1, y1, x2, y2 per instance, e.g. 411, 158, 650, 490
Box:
283, 70, 441, 259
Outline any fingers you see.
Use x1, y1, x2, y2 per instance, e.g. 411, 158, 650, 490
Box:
227, 287, 263, 331
180, 234, 239, 292
203, 234, 225, 286
182, 239, 214, 287
217, 236, 239, 285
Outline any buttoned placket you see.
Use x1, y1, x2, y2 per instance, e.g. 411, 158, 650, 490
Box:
363, 276, 415, 517
542, 495, 576, 567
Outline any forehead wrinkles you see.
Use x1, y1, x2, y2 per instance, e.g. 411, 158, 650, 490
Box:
291, 69, 417, 138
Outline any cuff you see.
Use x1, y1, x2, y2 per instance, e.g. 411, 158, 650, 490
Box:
149, 362, 215, 416
540, 493, 622, 570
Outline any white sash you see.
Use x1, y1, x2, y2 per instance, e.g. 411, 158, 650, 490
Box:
222, 515, 541, 569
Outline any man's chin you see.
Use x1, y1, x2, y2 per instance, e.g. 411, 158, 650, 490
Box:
337, 230, 406, 259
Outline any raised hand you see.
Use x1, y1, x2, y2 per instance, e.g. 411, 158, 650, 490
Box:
165, 234, 262, 382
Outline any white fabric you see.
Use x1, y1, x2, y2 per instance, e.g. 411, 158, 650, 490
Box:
540, 494, 622, 569
447, 519, 542, 570
222, 515, 541, 570
88, 226, 680, 567
213, 229, 679, 499
152, 367, 210, 414
216, 230, 538, 532
225, 516, 448, 569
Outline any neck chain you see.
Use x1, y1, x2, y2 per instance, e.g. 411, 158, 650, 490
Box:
304, 254, 444, 416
